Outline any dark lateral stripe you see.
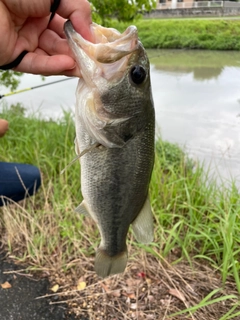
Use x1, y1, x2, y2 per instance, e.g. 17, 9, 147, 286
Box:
50, 0, 61, 21
0, 50, 28, 70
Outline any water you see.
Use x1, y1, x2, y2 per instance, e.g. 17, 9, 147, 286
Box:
1, 49, 240, 184
0, 75, 78, 119
149, 50, 240, 185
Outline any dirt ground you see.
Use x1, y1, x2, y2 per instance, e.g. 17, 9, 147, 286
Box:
0, 250, 86, 320
1, 247, 240, 320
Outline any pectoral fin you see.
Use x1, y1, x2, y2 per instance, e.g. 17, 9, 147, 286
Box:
132, 196, 154, 244
60, 142, 100, 175
74, 137, 80, 155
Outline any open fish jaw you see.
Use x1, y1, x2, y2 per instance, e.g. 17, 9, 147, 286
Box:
64, 21, 139, 83
64, 21, 139, 64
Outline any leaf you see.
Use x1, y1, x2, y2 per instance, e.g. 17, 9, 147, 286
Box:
50, 284, 59, 293
77, 281, 86, 291
112, 290, 121, 297
1, 281, 12, 289
169, 288, 186, 302
128, 293, 136, 299
99, 282, 109, 292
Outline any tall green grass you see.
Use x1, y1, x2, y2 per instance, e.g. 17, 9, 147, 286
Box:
151, 139, 240, 293
0, 103, 79, 201
1, 103, 240, 294
110, 19, 240, 50
0, 103, 88, 268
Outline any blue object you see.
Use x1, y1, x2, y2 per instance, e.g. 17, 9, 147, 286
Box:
0, 162, 41, 206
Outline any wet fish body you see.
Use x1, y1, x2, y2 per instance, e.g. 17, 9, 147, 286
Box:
64, 21, 155, 278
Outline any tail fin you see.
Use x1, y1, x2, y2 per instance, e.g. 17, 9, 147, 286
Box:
95, 248, 128, 278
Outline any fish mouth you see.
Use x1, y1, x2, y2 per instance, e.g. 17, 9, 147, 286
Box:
64, 21, 139, 82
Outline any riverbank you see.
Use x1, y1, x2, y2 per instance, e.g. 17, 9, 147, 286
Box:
110, 18, 240, 50
1, 104, 240, 319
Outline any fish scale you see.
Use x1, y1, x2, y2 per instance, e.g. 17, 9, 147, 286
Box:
65, 20, 155, 278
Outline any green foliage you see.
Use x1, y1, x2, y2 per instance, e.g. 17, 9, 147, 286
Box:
110, 19, 240, 50
90, 0, 156, 25
0, 103, 79, 201
2, 103, 240, 298
0, 70, 23, 91
151, 139, 240, 293
155, 139, 194, 173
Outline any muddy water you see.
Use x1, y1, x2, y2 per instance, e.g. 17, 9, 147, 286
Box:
149, 50, 240, 185
1, 49, 240, 185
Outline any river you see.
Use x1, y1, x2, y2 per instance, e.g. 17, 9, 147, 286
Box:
1, 49, 240, 185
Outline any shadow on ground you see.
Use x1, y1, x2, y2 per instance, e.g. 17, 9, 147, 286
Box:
0, 251, 87, 320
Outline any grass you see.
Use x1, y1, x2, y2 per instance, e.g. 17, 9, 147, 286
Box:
152, 140, 240, 283
1, 103, 240, 318
109, 19, 240, 50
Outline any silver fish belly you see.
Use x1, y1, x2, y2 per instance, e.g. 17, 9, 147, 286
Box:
64, 21, 155, 278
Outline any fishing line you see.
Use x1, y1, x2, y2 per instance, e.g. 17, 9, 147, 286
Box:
0, 77, 74, 99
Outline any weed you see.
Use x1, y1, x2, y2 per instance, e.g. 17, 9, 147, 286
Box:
110, 19, 240, 50
1, 104, 240, 318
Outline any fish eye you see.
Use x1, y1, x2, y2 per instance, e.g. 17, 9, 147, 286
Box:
130, 66, 146, 85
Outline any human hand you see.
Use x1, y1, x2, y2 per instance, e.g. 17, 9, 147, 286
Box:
0, 0, 92, 77
0, 119, 9, 138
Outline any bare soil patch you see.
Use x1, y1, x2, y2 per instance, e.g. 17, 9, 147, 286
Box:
44, 254, 240, 320
0, 245, 239, 320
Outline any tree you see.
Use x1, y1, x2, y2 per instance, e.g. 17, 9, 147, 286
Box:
0, 71, 23, 92
90, 0, 157, 25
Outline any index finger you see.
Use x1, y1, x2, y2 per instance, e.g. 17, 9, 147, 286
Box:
56, 0, 93, 42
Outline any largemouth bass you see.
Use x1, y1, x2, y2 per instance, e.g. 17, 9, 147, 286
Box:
64, 21, 155, 278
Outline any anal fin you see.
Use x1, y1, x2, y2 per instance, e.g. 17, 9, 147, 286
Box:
75, 200, 91, 217
132, 195, 154, 244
